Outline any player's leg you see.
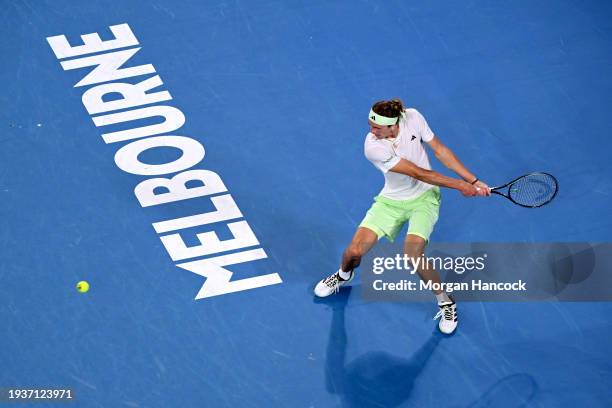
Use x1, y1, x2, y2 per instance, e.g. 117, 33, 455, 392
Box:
314, 196, 405, 297
404, 187, 457, 334
341, 226, 379, 274
314, 227, 379, 297
404, 234, 442, 290
404, 234, 457, 334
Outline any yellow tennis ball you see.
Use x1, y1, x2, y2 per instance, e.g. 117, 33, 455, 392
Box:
76, 281, 90, 293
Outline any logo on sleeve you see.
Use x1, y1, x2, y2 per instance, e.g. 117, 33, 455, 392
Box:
411, 135, 416, 141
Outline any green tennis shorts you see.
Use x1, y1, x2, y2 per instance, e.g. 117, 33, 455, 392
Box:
359, 187, 441, 242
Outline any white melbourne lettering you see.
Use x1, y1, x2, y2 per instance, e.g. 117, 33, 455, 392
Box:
46, 23, 282, 299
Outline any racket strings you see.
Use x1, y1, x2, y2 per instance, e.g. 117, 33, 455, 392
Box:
508, 173, 557, 207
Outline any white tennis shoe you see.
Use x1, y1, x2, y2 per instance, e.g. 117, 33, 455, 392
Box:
434, 299, 458, 334
314, 270, 354, 297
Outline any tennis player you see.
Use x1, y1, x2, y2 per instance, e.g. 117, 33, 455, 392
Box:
314, 99, 491, 334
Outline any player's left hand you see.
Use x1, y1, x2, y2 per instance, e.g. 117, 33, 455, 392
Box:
474, 180, 491, 196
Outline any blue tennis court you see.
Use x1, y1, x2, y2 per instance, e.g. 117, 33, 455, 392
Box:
2, 1, 612, 406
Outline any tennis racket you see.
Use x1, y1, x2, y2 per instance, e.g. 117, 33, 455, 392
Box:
490, 172, 558, 208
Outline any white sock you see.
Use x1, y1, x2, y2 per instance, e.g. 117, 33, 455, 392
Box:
338, 268, 352, 280
436, 292, 451, 304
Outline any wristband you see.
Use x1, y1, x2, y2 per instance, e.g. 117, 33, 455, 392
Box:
470, 178, 479, 185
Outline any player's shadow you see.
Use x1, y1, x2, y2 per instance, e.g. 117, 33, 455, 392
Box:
316, 287, 443, 408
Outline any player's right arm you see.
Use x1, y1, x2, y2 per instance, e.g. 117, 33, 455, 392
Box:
390, 158, 478, 197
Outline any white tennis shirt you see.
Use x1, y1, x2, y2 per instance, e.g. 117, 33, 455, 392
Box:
364, 108, 436, 200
